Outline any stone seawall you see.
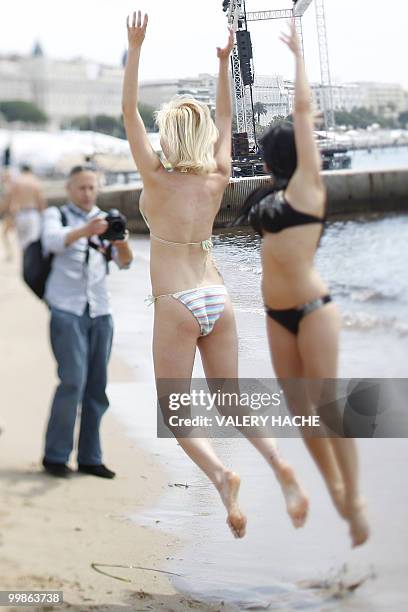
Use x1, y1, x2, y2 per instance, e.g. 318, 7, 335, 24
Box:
48, 168, 408, 232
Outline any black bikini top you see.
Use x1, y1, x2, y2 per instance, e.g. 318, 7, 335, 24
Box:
239, 185, 327, 237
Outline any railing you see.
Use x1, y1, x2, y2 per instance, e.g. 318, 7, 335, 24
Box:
319, 139, 408, 152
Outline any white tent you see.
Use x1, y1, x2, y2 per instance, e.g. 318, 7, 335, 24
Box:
0, 129, 162, 174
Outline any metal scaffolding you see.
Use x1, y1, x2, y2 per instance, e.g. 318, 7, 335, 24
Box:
246, 9, 293, 20
227, 0, 257, 145
246, 9, 305, 58
315, 0, 335, 130
226, 0, 335, 140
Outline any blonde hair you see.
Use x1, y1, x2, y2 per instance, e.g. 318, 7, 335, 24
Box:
155, 95, 218, 175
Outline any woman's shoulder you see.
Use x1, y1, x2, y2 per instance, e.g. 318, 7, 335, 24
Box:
286, 172, 326, 214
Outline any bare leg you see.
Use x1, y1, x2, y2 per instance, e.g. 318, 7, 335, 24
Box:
2, 217, 14, 261
198, 299, 307, 529
153, 297, 246, 538
298, 303, 370, 547
267, 315, 346, 517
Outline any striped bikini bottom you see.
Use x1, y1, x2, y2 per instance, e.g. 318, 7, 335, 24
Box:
146, 285, 228, 336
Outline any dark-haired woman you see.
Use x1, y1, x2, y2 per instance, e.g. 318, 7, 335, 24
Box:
236, 22, 369, 547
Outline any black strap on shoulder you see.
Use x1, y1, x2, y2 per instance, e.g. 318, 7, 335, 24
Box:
59, 207, 68, 227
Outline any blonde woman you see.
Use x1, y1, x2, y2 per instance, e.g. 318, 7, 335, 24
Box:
122, 11, 309, 538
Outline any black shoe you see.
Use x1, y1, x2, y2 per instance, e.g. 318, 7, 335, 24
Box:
77, 463, 116, 479
42, 458, 73, 478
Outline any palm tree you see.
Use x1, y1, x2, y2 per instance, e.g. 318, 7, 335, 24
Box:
253, 101, 268, 124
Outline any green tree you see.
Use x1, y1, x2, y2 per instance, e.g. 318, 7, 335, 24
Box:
253, 101, 268, 123
0, 100, 47, 124
334, 107, 398, 129
93, 115, 125, 137
138, 103, 157, 131
398, 111, 408, 128
67, 116, 92, 131
66, 107, 158, 138
334, 110, 354, 127
65, 115, 124, 136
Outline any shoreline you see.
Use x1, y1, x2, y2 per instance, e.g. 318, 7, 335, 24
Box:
0, 236, 230, 611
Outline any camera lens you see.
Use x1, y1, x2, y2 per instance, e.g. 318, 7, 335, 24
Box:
112, 221, 124, 232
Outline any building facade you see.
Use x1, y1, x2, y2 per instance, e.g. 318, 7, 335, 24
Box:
0, 47, 220, 126
138, 74, 218, 111
311, 82, 408, 115
1, 46, 407, 128
252, 75, 290, 124
0, 47, 124, 127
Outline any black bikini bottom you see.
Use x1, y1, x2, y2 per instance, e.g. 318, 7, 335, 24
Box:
265, 295, 332, 335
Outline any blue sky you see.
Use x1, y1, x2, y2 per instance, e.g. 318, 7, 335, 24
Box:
0, 0, 406, 87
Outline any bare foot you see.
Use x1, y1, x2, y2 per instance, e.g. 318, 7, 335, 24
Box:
278, 463, 309, 528
345, 499, 370, 547
218, 471, 247, 539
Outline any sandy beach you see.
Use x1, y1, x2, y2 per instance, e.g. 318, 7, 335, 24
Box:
0, 235, 232, 611
1, 223, 408, 611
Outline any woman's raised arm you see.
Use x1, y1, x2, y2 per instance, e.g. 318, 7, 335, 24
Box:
122, 11, 162, 180
281, 20, 323, 185
214, 28, 235, 179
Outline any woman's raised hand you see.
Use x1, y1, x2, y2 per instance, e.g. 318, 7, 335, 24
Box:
126, 11, 149, 50
217, 28, 235, 61
280, 19, 301, 57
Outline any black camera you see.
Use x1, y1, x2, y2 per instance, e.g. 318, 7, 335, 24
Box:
100, 209, 127, 242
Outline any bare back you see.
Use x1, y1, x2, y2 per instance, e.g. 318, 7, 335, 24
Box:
261, 172, 329, 308
7, 174, 45, 215
141, 168, 228, 294
122, 14, 233, 296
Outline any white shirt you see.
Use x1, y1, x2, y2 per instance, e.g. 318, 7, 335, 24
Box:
42, 202, 131, 317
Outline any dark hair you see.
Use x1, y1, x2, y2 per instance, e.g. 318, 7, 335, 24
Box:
69, 164, 96, 178
231, 123, 298, 228
20, 164, 32, 173
259, 123, 297, 187
231, 182, 275, 227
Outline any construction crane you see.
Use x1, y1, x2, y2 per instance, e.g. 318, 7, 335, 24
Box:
224, 0, 335, 141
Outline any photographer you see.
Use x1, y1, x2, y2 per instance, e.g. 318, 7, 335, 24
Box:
41, 165, 133, 479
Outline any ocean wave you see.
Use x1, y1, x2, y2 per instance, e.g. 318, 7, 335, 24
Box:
238, 265, 262, 275
349, 288, 398, 303
342, 311, 408, 336
235, 306, 265, 316
329, 281, 400, 303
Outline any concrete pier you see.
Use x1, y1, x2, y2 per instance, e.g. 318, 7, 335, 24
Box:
48, 168, 408, 232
